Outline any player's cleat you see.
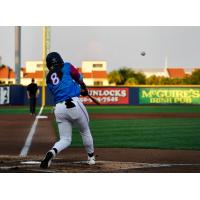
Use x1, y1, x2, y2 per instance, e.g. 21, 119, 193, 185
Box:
40, 150, 55, 169
87, 156, 95, 165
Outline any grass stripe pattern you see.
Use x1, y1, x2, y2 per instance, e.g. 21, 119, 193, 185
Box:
70, 118, 200, 150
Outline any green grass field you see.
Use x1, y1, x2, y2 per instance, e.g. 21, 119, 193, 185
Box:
50, 105, 200, 150
1, 105, 200, 114
70, 118, 200, 150
1, 105, 200, 150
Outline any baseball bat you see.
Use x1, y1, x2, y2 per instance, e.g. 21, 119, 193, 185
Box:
88, 94, 101, 105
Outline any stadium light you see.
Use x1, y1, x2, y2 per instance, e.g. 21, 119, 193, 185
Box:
15, 26, 21, 85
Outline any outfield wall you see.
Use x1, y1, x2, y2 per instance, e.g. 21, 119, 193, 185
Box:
0, 85, 42, 106
1, 85, 200, 106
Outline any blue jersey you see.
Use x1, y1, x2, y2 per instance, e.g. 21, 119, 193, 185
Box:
46, 63, 81, 104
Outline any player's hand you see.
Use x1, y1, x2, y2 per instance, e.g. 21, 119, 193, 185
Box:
80, 82, 88, 96
81, 88, 88, 96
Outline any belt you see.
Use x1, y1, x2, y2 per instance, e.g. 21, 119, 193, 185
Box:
57, 98, 76, 108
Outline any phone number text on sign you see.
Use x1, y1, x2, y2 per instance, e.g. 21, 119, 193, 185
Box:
80, 87, 129, 105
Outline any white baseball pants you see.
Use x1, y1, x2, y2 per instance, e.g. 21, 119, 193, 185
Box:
52, 97, 94, 154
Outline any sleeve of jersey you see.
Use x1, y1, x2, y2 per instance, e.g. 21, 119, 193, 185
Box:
70, 64, 84, 85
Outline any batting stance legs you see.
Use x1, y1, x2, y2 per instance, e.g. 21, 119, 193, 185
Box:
40, 97, 95, 169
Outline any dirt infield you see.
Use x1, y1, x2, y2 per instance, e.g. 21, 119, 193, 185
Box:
1, 148, 200, 173
0, 112, 200, 172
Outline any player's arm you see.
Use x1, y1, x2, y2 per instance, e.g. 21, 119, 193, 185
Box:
70, 64, 88, 96
26, 86, 30, 99
36, 89, 39, 98
27, 91, 30, 99
35, 84, 39, 97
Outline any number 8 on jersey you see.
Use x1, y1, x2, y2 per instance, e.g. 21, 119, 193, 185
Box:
51, 72, 60, 85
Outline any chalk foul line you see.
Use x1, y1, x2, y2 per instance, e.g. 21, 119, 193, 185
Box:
19, 106, 44, 157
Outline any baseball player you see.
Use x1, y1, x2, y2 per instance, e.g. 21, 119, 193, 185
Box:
40, 52, 95, 169
27, 78, 38, 115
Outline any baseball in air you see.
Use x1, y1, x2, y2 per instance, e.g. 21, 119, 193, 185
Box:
141, 51, 146, 56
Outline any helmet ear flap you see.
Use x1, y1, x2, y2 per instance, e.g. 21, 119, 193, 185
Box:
46, 52, 64, 70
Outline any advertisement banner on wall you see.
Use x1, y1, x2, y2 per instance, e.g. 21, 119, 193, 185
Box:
0, 86, 10, 104
80, 87, 129, 105
139, 87, 200, 104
